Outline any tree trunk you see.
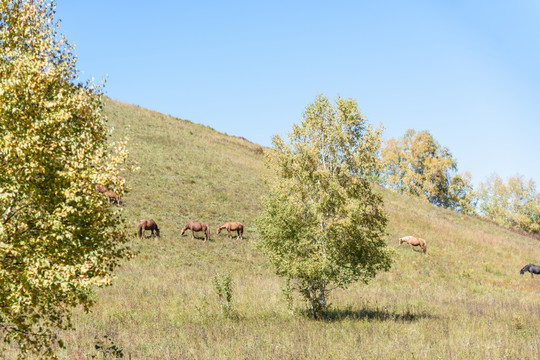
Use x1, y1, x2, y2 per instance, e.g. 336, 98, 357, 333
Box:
307, 281, 327, 319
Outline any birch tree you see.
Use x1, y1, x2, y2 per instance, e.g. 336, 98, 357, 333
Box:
381, 129, 475, 214
0, 0, 131, 356
477, 174, 540, 234
256, 95, 392, 318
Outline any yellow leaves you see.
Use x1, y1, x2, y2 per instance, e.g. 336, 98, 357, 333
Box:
80, 261, 93, 275
1, 1, 131, 355
381, 129, 471, 210
477, 174, 540, 233
44, 100, 55, 108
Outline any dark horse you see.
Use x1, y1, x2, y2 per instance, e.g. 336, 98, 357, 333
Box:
181, 221, 209, 241
217, 222, 244, 240
138, 219, 160, 239
520, 264, 540, 278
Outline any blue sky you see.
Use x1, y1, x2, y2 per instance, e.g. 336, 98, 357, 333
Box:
55, 1, 540, 188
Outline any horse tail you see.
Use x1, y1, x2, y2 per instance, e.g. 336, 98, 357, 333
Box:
138, 223, 143, 239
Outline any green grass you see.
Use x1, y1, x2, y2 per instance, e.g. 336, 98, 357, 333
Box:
14, 98, 540, 359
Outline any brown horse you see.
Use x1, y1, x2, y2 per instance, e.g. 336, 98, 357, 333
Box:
103, 190, 121, 205
95, 184, 108, 194
217, 222, 244, 240
95, 184, 122, 205
181, 221, 209, 241
138, 219, 160, 239
95, 176, 126, 193
399, 236, 427, 254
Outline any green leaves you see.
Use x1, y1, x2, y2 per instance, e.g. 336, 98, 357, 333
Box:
0, 0, 131, 356
256, 95, 391, 318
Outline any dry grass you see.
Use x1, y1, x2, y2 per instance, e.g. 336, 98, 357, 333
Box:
8, 98, 540, 359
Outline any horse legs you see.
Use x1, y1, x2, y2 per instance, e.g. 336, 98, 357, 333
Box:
227, 229, 232, 240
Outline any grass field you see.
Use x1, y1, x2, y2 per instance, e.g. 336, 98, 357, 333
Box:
11, 98, 540, 359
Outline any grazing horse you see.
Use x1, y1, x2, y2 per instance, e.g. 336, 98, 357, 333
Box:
217, 222, 244, 240
520, 264, 540, 278
138, 219, 160, 239
399, 235, 427, 254
181, 221, 209, 241
103, 190, 121, 205
96, 183, 122, 205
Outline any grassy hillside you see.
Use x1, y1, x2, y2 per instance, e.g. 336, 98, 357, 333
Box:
32, 98, 540, 358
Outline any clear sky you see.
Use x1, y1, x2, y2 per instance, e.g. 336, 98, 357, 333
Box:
55, 0, 540, 188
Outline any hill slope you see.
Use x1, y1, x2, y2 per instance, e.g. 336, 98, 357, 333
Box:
53, 98, 540, 359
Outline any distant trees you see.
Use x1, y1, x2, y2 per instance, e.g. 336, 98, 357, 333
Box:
379, 129, 540, 233
380, 129, 475, 214
256, 95, 392, 318
0, 0, 130, 356
477, 175, 540, 234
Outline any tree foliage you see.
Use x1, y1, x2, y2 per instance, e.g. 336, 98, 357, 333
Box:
381, 129, 475, 214
0, 0, 131, 356
477, 174, 540, 234
256, 95, 392, 318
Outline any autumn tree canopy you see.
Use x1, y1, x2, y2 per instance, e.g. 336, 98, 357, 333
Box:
477, 174, 540, 234
381, 129, 475, 214
0, 0, 131, 356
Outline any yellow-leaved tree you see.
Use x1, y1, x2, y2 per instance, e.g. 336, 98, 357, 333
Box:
477, 174, 540, 234
381, 129, 475, 214
0, 0, 131, 357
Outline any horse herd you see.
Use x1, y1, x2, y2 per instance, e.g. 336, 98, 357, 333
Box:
138, 219, 244, 242
98, 179, 539, 280
138, 223, 540, 278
